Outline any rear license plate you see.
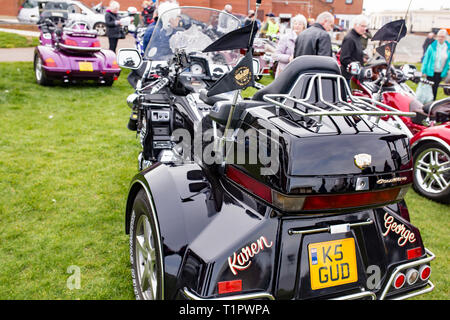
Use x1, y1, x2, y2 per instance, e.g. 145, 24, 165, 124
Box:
308, 238, 358, 290
78, 62, 93, 72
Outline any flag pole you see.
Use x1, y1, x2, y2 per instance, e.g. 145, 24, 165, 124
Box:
221, 0, 261, 155
375, 0, 413, 100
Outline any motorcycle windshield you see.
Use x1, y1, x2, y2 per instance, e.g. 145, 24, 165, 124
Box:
144, 7, 242, 65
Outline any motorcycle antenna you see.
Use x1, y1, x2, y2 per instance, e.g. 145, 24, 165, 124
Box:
375, 0, 413, 100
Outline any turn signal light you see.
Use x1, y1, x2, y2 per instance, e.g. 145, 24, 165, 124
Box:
419, 265, 431, 281
218, 280, 242, 295
392, 273, 406, 289
44, 58, 56, 67
112, 60, 119, 69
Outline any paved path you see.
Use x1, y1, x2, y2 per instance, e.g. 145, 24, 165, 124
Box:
0, 27, 136, 62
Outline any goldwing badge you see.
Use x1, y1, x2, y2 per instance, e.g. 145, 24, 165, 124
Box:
354, 153, 372, 169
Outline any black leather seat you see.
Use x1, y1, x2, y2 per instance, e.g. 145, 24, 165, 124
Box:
252, 55, 341, 101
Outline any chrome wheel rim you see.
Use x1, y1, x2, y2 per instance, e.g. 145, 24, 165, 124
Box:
35, 56, 42, 81
95, 23, 106, 36
415, 148, 450, 194
134, 213, 157, 300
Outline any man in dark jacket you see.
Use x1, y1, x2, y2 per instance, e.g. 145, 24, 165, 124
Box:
105, 1, 122, 53
340, 15, 368, 82
421, 32, 435, 62
293, 11, 334, 58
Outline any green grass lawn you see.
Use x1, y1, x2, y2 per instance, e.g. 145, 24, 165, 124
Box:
0, 62, 448, 299
0, 31, 39, 48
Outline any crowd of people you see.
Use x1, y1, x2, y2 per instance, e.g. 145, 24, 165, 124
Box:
103, 1, 450, 98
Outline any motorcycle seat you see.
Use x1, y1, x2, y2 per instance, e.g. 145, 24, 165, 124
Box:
199, 89, 231, 106
208, 100, 268, 128
252, 55, 341, 101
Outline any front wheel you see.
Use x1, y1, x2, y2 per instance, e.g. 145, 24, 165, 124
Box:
413, 142, 450, 204
129, 189, 164, 300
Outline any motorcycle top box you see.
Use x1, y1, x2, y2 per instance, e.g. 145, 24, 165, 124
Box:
119, 6, 435, 300
34, 3, 121, 86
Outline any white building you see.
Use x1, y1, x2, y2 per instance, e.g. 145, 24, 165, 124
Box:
369, 10, 450, 33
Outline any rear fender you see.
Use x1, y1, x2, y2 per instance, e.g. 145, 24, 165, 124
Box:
125, 162, 223, 299
34, 46, 64, 67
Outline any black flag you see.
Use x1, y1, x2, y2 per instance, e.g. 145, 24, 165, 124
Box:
203, 23, 259, 53
372, 19, 407, 42
375, 42, 396, 62
207, 51, 255, 96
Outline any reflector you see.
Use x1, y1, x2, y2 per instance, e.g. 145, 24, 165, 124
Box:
406, 269, 419, 285
407, 247, 422, 260
218, 279, 242, 294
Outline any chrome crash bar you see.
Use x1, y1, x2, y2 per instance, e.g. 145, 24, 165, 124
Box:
182, 248, 435, 301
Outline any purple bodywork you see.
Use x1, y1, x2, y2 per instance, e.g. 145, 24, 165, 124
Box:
35, 21, 121, 85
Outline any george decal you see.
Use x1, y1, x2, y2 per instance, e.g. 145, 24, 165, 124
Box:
382, 213, 416, 246
228, 236, 273, 275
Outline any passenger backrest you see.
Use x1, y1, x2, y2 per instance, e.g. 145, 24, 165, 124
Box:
252, 55, 341, 102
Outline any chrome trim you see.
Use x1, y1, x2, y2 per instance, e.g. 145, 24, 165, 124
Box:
331, 290, 376, 300
380, 248, 435, 300
411, 136, 450, 154
263, 73, 416, 118
288, 219, 373, 235
183, 288, 275, 300
129, 179, 165, 300
59, 43, 101, 51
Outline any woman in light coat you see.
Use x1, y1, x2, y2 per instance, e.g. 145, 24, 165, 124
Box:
422, 29, 450, 100
273, 14, 307, 78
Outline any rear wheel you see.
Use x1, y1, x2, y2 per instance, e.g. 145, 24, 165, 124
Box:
34, 54, 51, 86
413, 142, 450, 204
129, 189, 164, 300
94, 22, 106, 36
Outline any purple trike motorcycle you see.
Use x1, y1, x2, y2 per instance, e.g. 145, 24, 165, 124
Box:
34, 9, 121, 86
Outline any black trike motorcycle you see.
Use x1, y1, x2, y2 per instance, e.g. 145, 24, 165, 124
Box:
117, 6, 435, 300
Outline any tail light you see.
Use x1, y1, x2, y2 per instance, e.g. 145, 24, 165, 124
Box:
44, 58, 56, 67
91, 40, 101, 47
64, 39, 78, 46
392, 273, 406, 289
263, 68, 271, 74
218, 280, 242, 295
225, 165, 407, 213
419, 265, 431, 281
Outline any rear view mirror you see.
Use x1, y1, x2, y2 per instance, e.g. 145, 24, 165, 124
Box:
117, 48, 142, 69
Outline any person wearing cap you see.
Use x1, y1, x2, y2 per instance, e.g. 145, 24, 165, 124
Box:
141, 0, 156, 26
293, 11, 333, 57
261, 13, 279, 39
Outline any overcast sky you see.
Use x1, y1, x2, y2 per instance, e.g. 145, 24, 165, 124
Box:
363, 0, 450, 13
